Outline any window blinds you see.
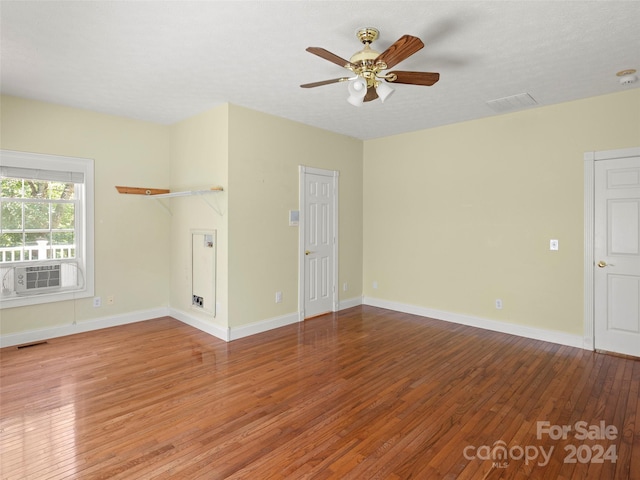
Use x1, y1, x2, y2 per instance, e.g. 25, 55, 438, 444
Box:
0, 166, 84, 183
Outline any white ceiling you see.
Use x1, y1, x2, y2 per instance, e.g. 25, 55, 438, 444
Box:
1, 1, 639, 140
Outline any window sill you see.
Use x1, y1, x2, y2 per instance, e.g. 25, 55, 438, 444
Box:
0, 288, 92, 309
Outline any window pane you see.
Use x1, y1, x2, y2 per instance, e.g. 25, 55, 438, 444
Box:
22, 180, 75, 200
51, 182, 75, 200
1, 178, 24, 198
21, 180, 46, 199
52, 232, 75, 258
52, 203, 75, 230
24, 203, 50, 230
0, 232, 22, 248
25, 233, 51, 260
0, 233, 24, 261
1, 202, 22, 230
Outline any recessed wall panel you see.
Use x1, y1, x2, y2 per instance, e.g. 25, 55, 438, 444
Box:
321, 256, 329, 298
608, 275, 640, 333
608, 168, 640, 188
308, 257, 317, 301
321, 203, 329, 246
309, 203, 317, 247
609, 200, 639, 255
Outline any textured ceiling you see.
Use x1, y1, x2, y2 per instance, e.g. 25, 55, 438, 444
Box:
1, 1, 639, 140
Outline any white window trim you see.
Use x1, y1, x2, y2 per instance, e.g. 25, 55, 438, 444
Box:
0, 150, 94, 308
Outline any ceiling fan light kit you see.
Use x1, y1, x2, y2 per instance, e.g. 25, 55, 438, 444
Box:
347, 77, 368, 106
301, 27, 440, 107
375, 81, 395, 102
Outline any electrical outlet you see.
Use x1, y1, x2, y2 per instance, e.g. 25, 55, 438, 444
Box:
275, 291, 282, 303
373, 281, 378, 289
550, 239, 559, 251
343, 282, 348, 292
192, 295, 204, 308
93, 297, 101, 307
495, 299, 503, 310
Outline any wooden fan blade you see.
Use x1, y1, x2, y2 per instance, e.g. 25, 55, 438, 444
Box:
387, 71, 440, 86
301, 78, 349, 88
363, 86, 378, 102
306, 47, 352, 69
375, 35, 424, 69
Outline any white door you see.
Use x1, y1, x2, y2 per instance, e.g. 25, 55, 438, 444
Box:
594, 155, 640, 357
299, 167, 337, 319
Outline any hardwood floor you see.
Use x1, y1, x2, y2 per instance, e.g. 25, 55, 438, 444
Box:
1, 305, 638, 479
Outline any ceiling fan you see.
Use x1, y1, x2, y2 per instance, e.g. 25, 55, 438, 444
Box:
301, 27, 440, 106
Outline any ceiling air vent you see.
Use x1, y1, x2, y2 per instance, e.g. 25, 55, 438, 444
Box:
486, 93, 538, 113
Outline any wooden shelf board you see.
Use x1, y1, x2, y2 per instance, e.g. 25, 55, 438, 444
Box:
115, 186, 170, 195
116, 186, 223, 197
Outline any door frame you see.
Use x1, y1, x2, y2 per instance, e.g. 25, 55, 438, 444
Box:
583, 146, 640, 350
298, 165, 339, 321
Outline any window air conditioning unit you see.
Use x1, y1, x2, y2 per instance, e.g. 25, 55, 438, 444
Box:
14, 263, 62, 294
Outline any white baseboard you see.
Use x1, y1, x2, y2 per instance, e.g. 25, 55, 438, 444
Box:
0, 299, 362, 349
169, 308, 229, 342
169, 309, 302, 342
227, 296, 364, 341
228, 312, 299, 341
338, 296, 363, 310
0, 307, 169, 348
3, 297, 579, 350
363, 297, 585, 349
226, 298, 363, 342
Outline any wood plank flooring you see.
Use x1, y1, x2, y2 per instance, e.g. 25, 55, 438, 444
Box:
1, 305, 638, 479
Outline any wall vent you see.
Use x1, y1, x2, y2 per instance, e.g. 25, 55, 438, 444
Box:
486, 93, 538, 113
17, 341, 48, 349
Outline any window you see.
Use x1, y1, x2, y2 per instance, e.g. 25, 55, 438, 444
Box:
0, 150, 94, 308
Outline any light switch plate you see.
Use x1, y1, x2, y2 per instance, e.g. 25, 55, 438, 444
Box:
289, 210, 299, 226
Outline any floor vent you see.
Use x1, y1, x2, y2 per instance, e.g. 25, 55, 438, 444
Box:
17, 341, 48, 349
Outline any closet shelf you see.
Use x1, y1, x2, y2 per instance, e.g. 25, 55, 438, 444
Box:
115, 186, 223, 197
145, 187, 223, 198
115, 185, 224, 215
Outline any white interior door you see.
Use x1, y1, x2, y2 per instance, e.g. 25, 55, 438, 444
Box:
594, 155, 640, 357
299, 167, 338, 319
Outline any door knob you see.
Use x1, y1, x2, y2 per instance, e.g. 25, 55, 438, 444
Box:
305, 250, 313, 255
597, 260, 614, 268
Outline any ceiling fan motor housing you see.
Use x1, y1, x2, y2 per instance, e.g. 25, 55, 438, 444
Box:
349, 29, 390, 87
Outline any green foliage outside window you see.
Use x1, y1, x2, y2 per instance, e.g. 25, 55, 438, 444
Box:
0, 178, 76, 258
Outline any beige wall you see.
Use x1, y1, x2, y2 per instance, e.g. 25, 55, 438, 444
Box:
227, 105, 363, 327
0, 98, 363, 338
363, 89, 640, 336
169, 104, 229, 328
0, 95, 171, 334
3, 89, 637, 342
